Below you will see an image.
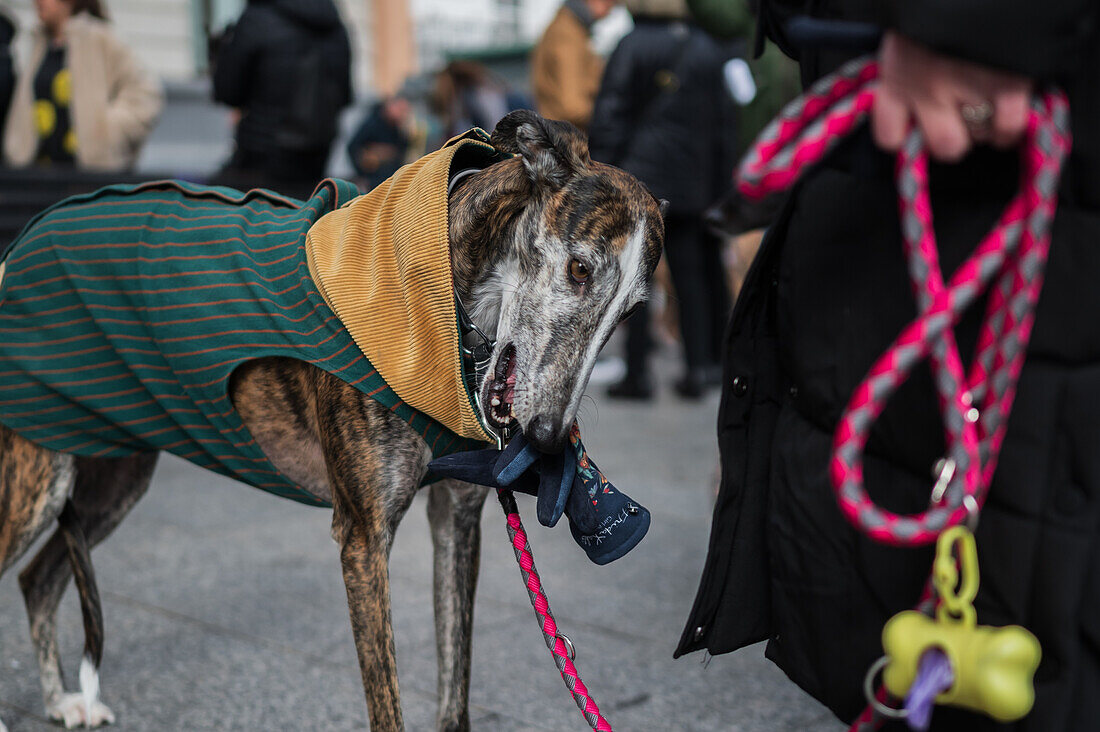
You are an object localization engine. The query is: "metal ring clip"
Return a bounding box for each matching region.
[862,656,907,719]
[556,632,577,661]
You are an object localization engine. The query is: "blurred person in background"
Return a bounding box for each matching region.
[688,0,800,296]
[2,0,162,171]
[431,60,526,142]
[530,0,616,132]
[213,0,351,199]
[588,0,737,400]
[346,92,416,190]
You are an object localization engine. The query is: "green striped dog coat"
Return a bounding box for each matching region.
[0,179,485,507]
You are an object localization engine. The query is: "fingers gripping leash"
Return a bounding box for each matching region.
[738,57,1070,729]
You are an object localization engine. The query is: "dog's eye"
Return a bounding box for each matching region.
[569,258,590,285]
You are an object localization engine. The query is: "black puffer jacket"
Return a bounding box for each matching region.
[213,0,351,176]
[587,17,739,215]
[0,9,14,136]
[678,1,1100,730]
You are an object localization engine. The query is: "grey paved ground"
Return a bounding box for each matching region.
[0,350,843,732]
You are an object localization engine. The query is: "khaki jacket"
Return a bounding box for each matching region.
[3,13,163,171]
[531,6,603,131]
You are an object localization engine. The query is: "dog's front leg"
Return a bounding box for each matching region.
[334,512,405,732]
[317,377,427,732]
[427,480,490,732]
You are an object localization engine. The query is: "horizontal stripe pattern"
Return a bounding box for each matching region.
[0,180,479,507]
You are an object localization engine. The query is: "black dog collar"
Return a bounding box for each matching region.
[450,167,518,449]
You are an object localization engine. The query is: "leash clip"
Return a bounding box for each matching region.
[929,457,956,505]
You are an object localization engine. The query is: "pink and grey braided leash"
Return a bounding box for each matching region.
[498,488,612,731]
[739,56,1070,729]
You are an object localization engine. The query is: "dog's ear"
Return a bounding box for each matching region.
[491,110,590,190]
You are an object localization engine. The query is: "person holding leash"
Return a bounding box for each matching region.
[678,0,1100,729]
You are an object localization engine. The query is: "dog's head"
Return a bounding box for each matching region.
[449,110,665,452]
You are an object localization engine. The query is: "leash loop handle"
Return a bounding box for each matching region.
[738,57,878,200]
[739,57,1071,547]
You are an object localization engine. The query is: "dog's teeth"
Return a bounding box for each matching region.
[491,397,501,406]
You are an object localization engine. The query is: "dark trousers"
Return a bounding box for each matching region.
[665,213,730,373]
[623,214,731,380]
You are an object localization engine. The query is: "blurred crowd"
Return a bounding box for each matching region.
[0,0,797,403]
[530,0,798,402]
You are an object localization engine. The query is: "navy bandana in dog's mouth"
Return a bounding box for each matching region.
[427,422,650,564]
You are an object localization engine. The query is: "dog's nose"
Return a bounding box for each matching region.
[525,413,566,453]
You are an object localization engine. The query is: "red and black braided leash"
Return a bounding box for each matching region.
[738,56,1071,729]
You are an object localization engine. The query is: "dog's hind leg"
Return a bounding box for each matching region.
[18,452,157,728]
[427,480,489,732]
[0,427,75,732]
[0,427,76,579]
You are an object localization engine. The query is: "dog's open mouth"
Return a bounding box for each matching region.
[486,344,517,429]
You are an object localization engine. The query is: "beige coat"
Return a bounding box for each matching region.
[3,13,163,171]
[531,6,603,131]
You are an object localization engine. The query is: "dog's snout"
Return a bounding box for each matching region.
[525,413,566,453]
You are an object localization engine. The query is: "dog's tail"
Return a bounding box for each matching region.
[57,499,105,720]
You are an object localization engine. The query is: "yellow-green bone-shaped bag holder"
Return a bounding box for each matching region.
[879,526,1041,722]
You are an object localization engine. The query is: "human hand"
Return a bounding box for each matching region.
[872,32,1033,161]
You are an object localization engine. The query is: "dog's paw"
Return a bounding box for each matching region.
[47,693,115,728]
[1,712,8,732]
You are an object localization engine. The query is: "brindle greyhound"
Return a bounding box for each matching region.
[0,110,664,731]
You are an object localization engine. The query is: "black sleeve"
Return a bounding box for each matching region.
[0,55,12,132]
[713,43,741,194]
[754,0,813,62]
[0,13,15,126]
[213,9,262,107]
[346,112,377,177]
[332,26,353,109]
[759,0,1098,80]
[587,38,639,166]
[878,0,1098,79]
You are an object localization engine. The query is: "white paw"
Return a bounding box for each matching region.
[47,693,115,728]
[1,713,8,732]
